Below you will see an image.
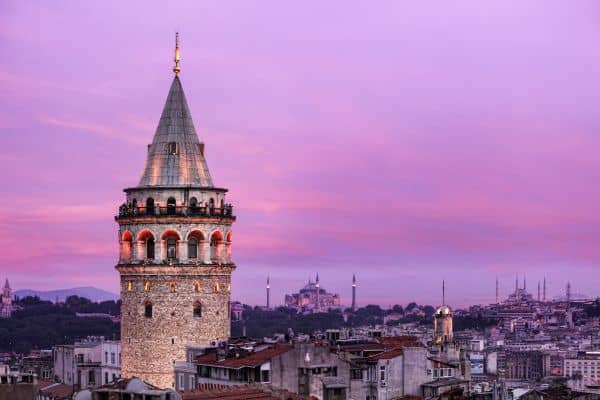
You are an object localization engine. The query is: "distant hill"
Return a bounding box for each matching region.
[14,287,119,302]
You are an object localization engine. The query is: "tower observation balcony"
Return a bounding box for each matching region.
[116,204,235,220]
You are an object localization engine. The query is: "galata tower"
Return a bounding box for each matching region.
[115,34,236,388]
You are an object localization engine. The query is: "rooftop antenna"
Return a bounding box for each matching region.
[442,280,446,306]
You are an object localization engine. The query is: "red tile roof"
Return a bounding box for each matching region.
[377,336,422,350]
[36,379,54,390]
[181,384,316,400]
[38,383,74,399]
[196,345,293,369]
[369,348,405,360]
[365,336,423,360]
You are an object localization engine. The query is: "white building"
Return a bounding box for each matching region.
[53,337,121,389]
[564,352,600,394]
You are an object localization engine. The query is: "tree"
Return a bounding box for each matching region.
[391,304,404,313]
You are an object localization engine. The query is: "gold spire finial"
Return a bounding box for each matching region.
[173,32,181,75]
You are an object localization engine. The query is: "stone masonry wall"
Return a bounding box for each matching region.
[119,265,232,389]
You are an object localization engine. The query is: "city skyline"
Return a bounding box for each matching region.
[1,2,600,307]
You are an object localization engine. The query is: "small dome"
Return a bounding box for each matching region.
[435,305,452,315]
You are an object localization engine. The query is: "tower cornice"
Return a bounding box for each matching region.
[116,264,236,275]
[115,215,236,224]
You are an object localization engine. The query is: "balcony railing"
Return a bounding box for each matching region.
[117,204,234,219]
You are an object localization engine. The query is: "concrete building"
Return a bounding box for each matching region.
[230,301,243,321]
[21,351,53,381]
[359,346,429,400]
[91,377,181,400]
[499,350,550,382]
[191,335,436,400]
[53,337,121,390]
[564,352,600,394]
[0,365,37,400]
[115,34,236,389]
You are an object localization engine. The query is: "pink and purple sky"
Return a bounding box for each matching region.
[1,1,599,307]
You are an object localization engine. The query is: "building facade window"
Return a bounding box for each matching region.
[190,197,198,213]
[146,198,155,214]
[146,238,155,259]
[167,197,176,215]
[167,238,177,259]
[144,281,151,291]
[145,302,153,318]
[193,303,202,318]
[188,238,198,258]
[261,370,270,382]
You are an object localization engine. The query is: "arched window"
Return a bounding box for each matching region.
[127,282,133,292]
[170,282,177,293]
[209,198,215,214]
[214,282,220,293]
[146,198,155,215]
[161,230,181,261]
[144,281,151,291]
[193,302,202,318]
[147,238,155,259]
[167,238,177,259]
[210,231,223,263]
[190,197,198,214]
[188,238,198,259]
[188,231,204,260]
[144,302,153,318]
[167,197,176,215]
[132,199,137,210]
[121,231,133,263]
[193,281,201,292]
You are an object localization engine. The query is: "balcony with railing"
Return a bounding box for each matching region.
[116,204,235,219]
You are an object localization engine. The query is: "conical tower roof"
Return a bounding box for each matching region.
[4,279,9,289]
[137,75,213,187]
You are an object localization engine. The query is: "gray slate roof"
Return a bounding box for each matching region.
[138,76,213,187]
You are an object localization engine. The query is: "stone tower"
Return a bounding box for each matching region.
[433,281,453,345]
[115,35,236,388]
